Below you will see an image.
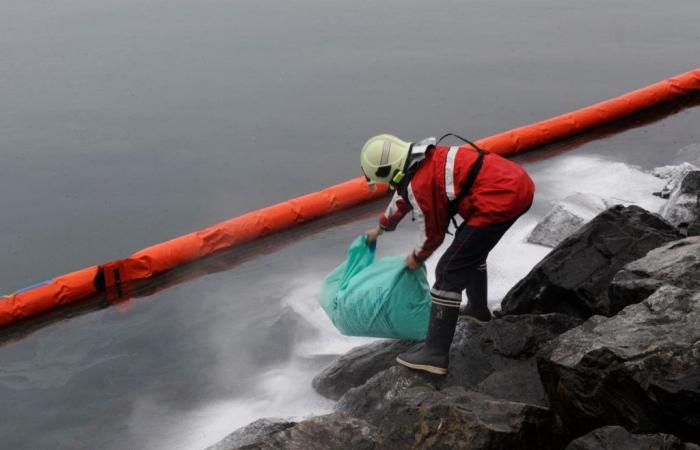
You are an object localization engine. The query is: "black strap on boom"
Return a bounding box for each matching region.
[438,133,489,231]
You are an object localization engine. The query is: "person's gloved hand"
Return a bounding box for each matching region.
[405,253,422,271]
[365,226,382,243]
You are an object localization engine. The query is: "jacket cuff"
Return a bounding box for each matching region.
[412,250,428,263]
[379,217,395,232]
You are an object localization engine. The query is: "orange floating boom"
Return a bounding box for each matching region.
[2,67,699,327]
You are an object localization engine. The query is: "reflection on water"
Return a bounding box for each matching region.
[1,0,699,448]
[2,0,699,292]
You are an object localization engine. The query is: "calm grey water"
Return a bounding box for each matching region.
[1,0,699,448]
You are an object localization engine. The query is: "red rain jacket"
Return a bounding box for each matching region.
[379,145,534,262]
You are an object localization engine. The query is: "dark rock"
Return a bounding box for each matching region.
[315,314,580,407]
[335,366,436,424]
[565,425,700,450]
[445,314,581,406]
[238,414,380,450]
[687,221,700,237]
[609,237,700,313]
[486,312,583,358]
[377,387,566,450]
[312,339,415,400]
[538,286,700,442]
[314,314,581,448]
[501,205,681,319]
[472,359,546,405]
[206,418,296,450]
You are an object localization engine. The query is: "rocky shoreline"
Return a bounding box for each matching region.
[209,165,700,450]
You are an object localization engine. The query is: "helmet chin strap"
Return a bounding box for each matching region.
[388,138,436,190]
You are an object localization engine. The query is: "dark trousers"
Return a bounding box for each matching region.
[430,218,517,305]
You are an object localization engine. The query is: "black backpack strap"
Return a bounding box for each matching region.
[446,149,487,229]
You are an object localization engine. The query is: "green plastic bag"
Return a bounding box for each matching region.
[319,235,431,340]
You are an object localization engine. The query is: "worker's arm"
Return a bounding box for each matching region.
[365,191,412,242]
[380,191,412,231]
[407,186,445,267]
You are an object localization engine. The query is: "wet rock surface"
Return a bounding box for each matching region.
[501,205,681,319]
[609,236,700,313]
[312,339,415,400]
[234,414,380,450]
[325,314,579,448]
[335,366,436,424]
[538,285,700,442]
[206,418,296,450]
[688,220,700,236]
[565,426,700,450]
[316,313,581,410]
[374,387,565,450]
[444,314,581,405]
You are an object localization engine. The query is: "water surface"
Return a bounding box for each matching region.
[1,0,699,448]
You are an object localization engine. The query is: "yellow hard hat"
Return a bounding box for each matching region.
[360,134,412,189]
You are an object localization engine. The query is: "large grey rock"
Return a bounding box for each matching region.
[688,221,700,237]
[565,426,700,450]
[236,414,380,450]
[501,205,682,319]
[660,170,700,230]
[609,237,700,313]
[538,286,700,442]
[316,314,580,407]
[335,366,436,423]
[312,339,415,400]
[376,387,565,450]
[206,418,296,450]
[528,193,611,248]
[445,314,582,406]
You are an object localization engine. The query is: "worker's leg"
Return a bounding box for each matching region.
[396,222,495,374]
[462,262,489,322]
[434,219,517,323]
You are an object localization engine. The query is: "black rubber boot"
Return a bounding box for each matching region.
[396,302,459,375]
[459,264,491,324]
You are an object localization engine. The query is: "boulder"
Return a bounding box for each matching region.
[316,314,580,407]
[206,418,296,450]
[688,221,700,237]
[537,286,700,442]
[333,367,567,449]
[335,366,436,424]
[501,205,682,319]
[445,314,581,406]
[312,339,415,400]
[660,170,700,230]
[376,387,565,450]
[528,193,611,248]
[565,426,700,450]
[609,237,700,313]
[235,414,380,450]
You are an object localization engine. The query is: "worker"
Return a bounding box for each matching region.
[361,134,534,375]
